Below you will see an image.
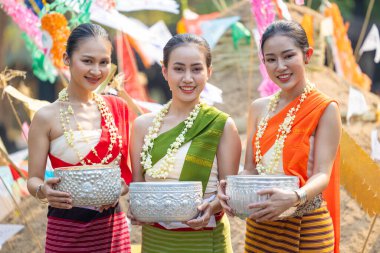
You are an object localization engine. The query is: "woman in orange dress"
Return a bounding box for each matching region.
[218,20,341,253]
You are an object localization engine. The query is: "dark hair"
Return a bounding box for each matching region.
[261,20,309,56]
[66,23,111,58]
[163,34,211,68]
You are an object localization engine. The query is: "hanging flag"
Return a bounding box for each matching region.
[200,16,240,49]
[274,0,292,20]
[371,128,380,161]
[117,0,179,14]
[301,14,314,47]
[177,9,220,35]
[346,86,369,123]
[201,83,223,105]
[231,22,251,49]
[250,0,278,97]
[116,33,148,102]
[359,24,380,63]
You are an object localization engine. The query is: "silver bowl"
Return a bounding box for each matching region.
[226,175,299,219]
[54,165,121,207]
[129,181,203,222]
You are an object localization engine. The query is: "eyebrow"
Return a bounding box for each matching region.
[81,55,110,59]
[264,49,295,56]
[173,62,203,66]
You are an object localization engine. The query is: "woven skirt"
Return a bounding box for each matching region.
[141,215,233,253]
[245,205,334,253]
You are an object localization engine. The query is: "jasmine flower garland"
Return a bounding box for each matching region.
[141,100,202,178]
[255,82,315,175]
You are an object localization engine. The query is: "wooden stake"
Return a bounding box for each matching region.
[0,177,43,251]
[361,214,378,253]
[354,0,375,61]
[6,93,28,141]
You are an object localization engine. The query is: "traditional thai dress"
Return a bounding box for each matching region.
[141,104,233,253]
[46,95,132,253]
[246,90,340,253]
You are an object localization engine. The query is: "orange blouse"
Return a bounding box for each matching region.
[252,90,340,252]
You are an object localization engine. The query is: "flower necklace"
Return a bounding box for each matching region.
[58,88,123,166]
[140,100,202,178]
[255,82,315,175]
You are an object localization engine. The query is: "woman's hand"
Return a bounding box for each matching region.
[120,179,129,196]
[248,188,298,222]
[217,180,234,217]
[43,177,72,209]
[185,201,212,230]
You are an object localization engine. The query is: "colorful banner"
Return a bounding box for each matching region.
[340,130,380,215]
[359,24,380,63]
[250,0,279,97]
[200,16,240,49]
[117,0,179,14]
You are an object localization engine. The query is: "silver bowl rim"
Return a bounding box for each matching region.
[55,165,119,171]
[226,175,299,181]
[130,181,202,187]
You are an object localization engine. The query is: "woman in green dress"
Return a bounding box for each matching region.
[129,34,241,253]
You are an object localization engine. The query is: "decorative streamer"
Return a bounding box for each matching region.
[22,33,57,83]
[95,0,116,11]
[324,3,371,90]
[340,130,380,216]
[250,0,279,97]
[41,13,70,69]
[24,0,43,15]
[116,33,149,102]
[0,0,43,49]
[300,14,314,47]
[230,22,251,49]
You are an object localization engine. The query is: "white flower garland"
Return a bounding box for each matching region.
[141,100,202,178]
[255,82,315,175]
[58,88,122,165]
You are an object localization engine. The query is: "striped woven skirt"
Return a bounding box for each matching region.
[141,215,232,253]
[45,205,131,253]
[245,205,334,253]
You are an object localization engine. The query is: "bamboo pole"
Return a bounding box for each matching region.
[0,177,43,251]
[354,0,375,60]
[361,214,378,253]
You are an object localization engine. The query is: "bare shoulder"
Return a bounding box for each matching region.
[31,102,59,125]
[223,117,238,133]
[132,112,155,130]
[320,102,340,121]
[249,96,271,116]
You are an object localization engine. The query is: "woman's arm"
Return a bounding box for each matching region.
[211,118,241,212]
[243,99,265,174]
[27,107,72,209]
[299,102,341,200]
[129,114,152,182]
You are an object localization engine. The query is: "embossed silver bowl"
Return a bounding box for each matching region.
[129,181,203,222]
[226,175,299,219]
[54,165,121,207]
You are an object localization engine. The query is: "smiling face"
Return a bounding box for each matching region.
[64,36,112,92]
[162,43,211,104]
[262,34,312,93]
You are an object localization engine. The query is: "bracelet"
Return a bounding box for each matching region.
[35,184,48,204]
[294,188,307,206]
